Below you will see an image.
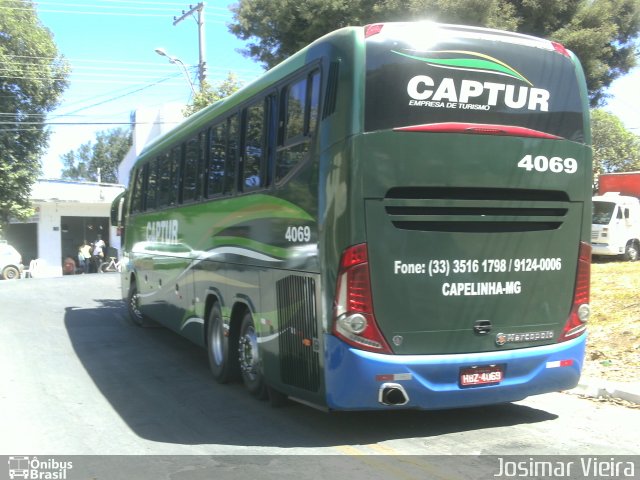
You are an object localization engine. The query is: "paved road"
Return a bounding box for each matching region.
[1,275,638,465]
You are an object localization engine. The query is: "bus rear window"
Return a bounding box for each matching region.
[365,27,585,142]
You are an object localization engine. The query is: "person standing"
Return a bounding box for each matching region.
[92,235,106,272]
[79,240,91,274]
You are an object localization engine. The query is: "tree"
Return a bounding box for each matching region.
[591,109,640,178]
[0,0,69,232]
[61,128,132,184]
[229,0,640,105]
[183,72,244,117]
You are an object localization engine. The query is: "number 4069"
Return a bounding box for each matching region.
[517,155,577,174]
[285,226,311,243]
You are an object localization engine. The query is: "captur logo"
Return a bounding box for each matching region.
[398,49,551,112]
[392,49,533,85]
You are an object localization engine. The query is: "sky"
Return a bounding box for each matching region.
[23,1,640,178]
[32,0,264,178]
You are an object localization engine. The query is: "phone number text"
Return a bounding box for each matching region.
[393,258,562,276]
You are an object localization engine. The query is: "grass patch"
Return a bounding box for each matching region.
[584,259,640,381]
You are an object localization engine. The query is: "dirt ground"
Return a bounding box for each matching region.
[582,259,640,383]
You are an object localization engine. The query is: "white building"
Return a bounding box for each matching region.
[3,104,184,277]
[118,102,185,186]
[6,179,125,277]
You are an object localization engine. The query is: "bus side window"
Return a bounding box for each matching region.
[183,134,202,203]
[170,146,182,206]
[131,166,145,214]
[276,69,320,184]
[226,114,239,194]
[242,101,265,191]
[146,159,158,211]
[208,122,227,197]
[157,151,177,208]
[308,70,320,135]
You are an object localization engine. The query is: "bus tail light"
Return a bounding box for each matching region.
[333,244,392,353]
[394,122,562,140]
[551,41,571,58]
[558,242,591,342]
[365,23,384,38]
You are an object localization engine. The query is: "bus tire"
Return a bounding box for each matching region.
[207,302,239,384]
[128,283,146,326]
[238,310,267,399]
[623,240,639,261]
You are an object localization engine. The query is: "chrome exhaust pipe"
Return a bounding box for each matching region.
[378,383,409,406]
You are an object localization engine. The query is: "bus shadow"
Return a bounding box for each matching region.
[65,302,557,449]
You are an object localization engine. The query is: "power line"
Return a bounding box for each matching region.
[55,72,187,116]
[2,57,263,75]
[0,120,183,133]
[2,53,262,72]
[1,5,230,20]
[96,0,230,11]
[0,121,179,125]
[34,1,188,12]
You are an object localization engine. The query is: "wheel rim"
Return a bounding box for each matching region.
[239,324,259,382]
[210,317,224,365]
[129,290,143,321]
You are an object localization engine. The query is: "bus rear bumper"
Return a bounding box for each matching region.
[324,334,585,411]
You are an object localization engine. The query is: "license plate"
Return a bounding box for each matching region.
[460,365,504,387]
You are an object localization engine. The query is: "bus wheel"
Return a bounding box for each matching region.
[624,240,639,261]
[238,311,267,399]
[207,302,238,383]
[128,283,145,326]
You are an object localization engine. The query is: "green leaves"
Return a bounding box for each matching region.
[592,109,640,177]
[183,72,244,117]
[0,0,69,227]
[229,0,639,105]
[60,128,132,184]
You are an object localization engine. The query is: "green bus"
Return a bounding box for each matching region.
[115,21,592,411]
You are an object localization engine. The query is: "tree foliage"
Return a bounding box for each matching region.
[183,72,244,117]
[229,0,640,105]
[591,109,640,178]
[61,128,132,184]
[0,0,69,230]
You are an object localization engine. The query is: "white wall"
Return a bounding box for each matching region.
[118,103,185,186]
[27,180,125,277]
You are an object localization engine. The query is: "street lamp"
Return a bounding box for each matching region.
[154,47,197,96]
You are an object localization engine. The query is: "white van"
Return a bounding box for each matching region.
[591,192,640,261]
[0,241,24,280]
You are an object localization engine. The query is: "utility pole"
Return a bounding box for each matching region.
[173,2,207,90]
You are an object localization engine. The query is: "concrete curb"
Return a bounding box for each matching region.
[568,377,640,404]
